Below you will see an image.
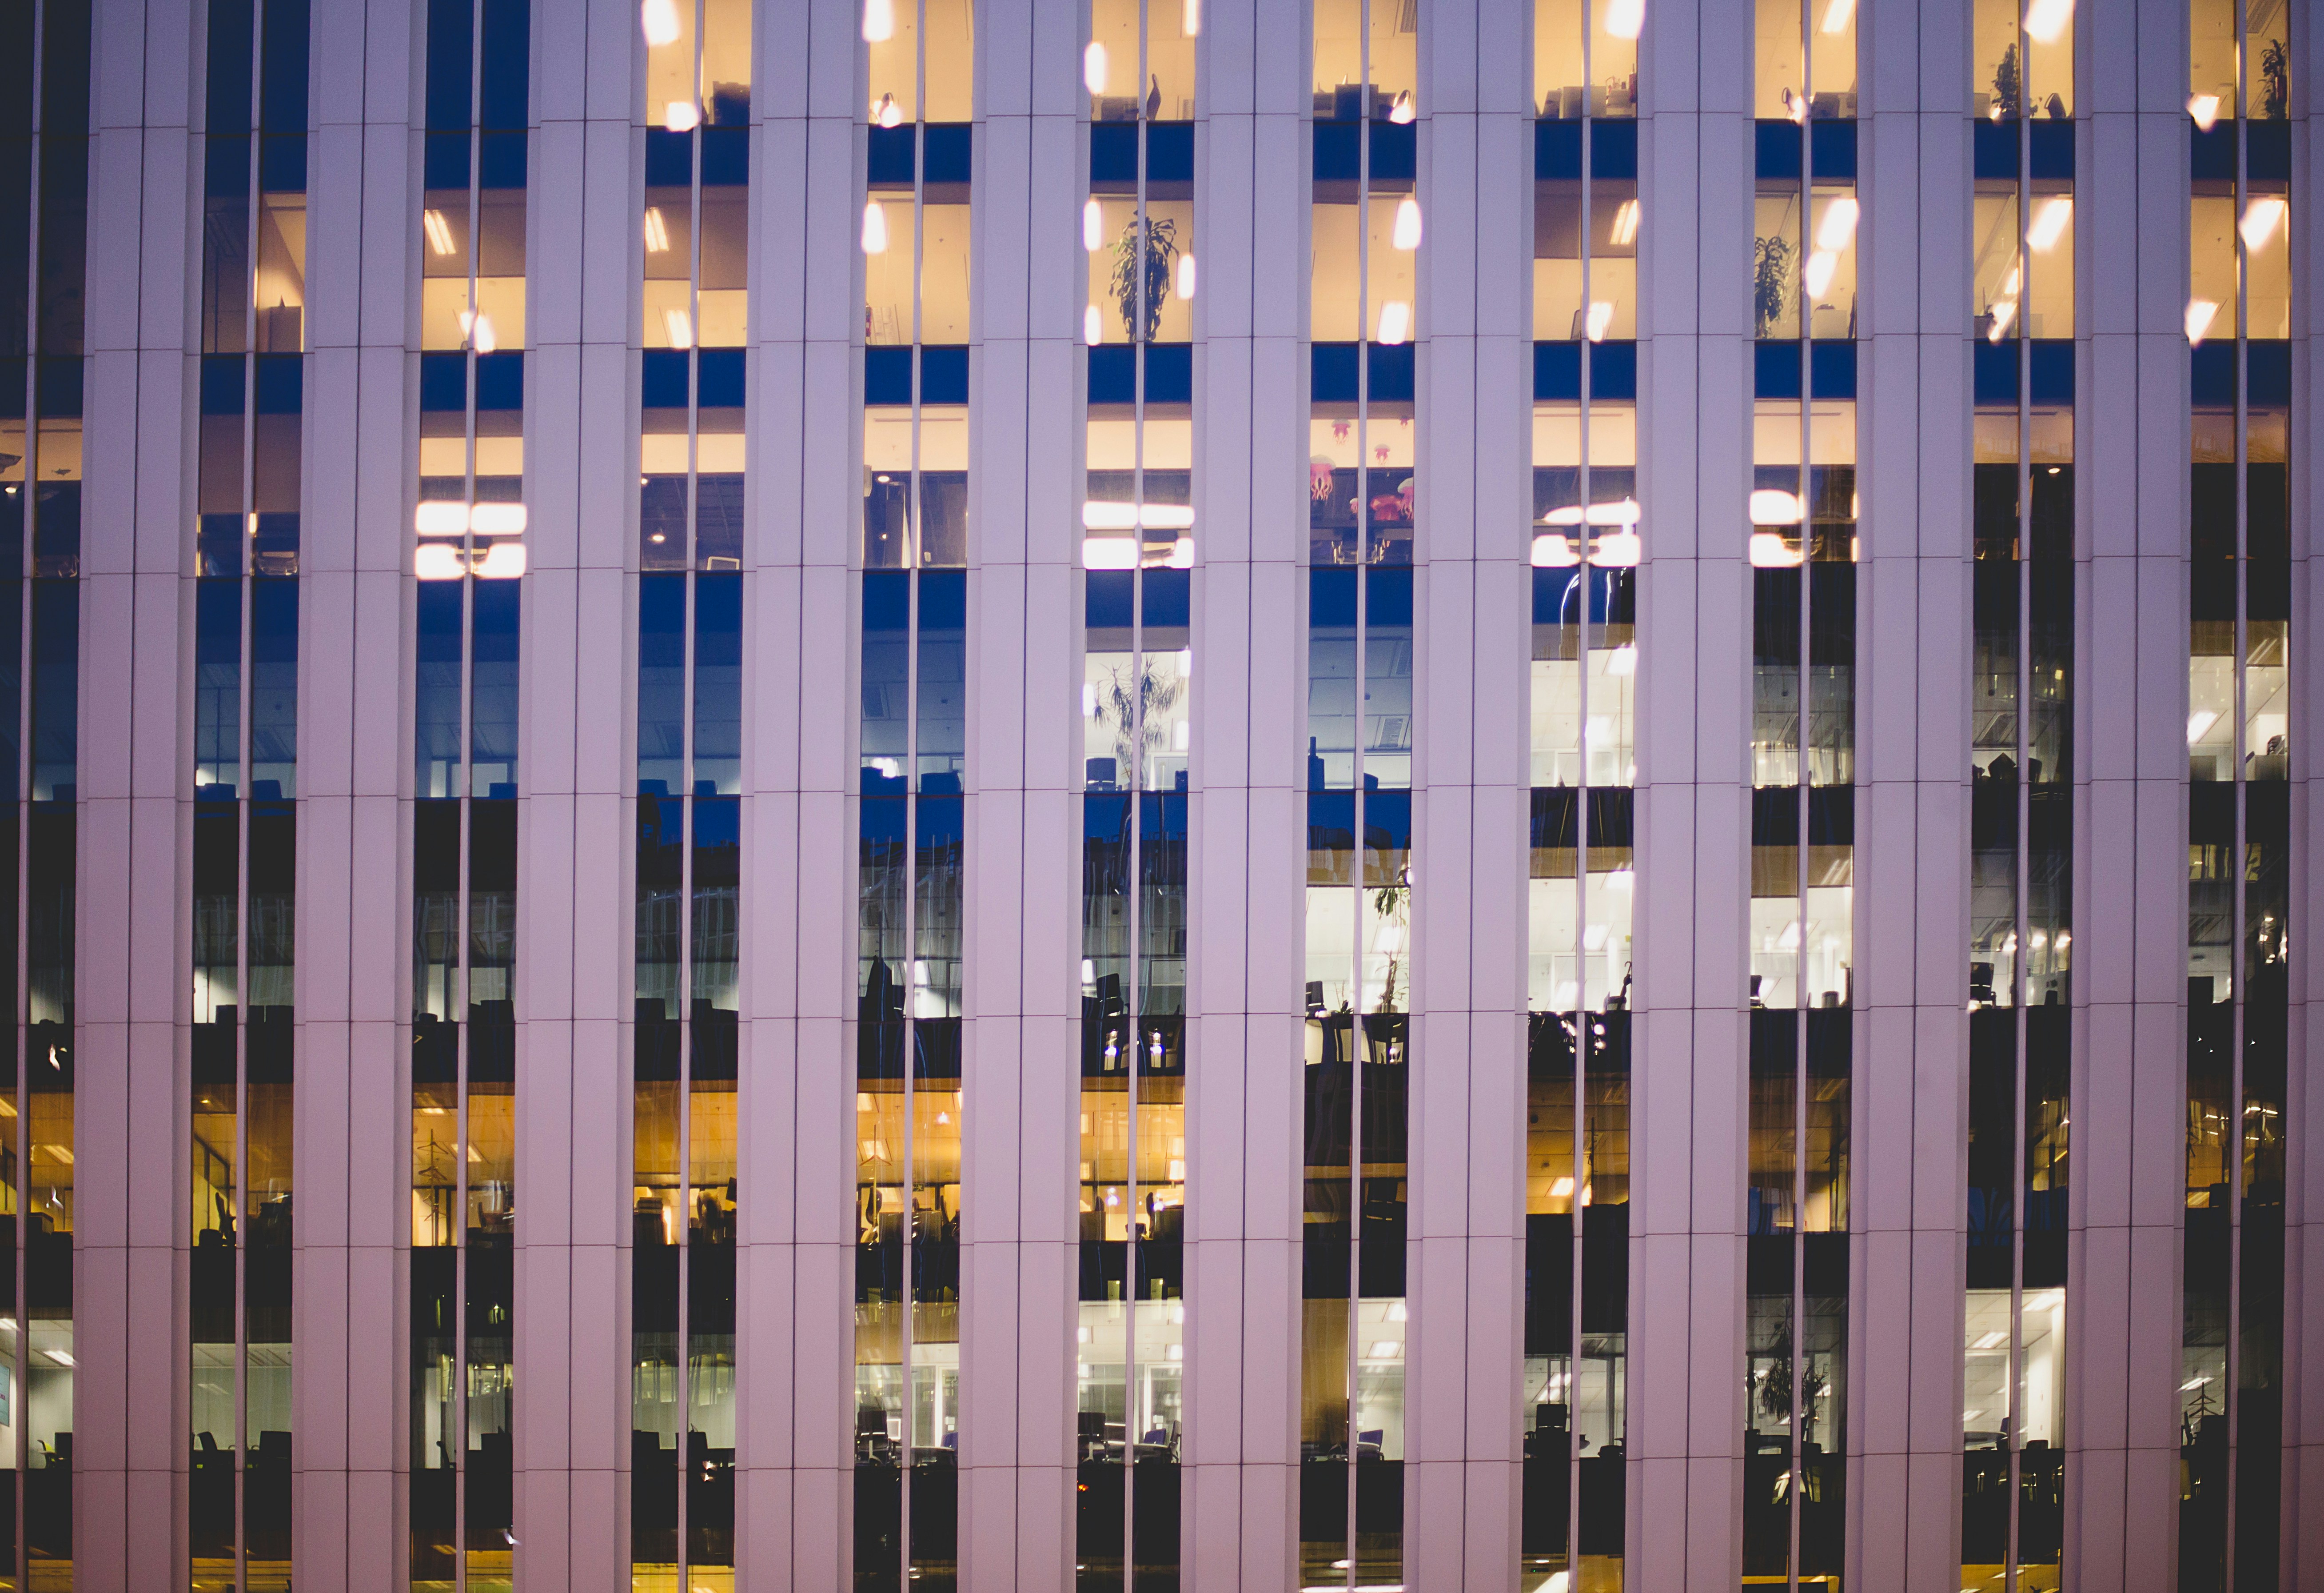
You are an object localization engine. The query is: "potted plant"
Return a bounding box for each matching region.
[1109,216,1179,342]
[1754,234,1793,339]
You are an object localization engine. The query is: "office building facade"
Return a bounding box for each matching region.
[2,0,2317,1586]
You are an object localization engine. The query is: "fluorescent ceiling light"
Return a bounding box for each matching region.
[415,500,470,535]
[415,543,466,580]
[1531,533,1580,567]
[2023,0,2072,45]
[1585,300,1614,341]
[1376,300,1411,345]
[2027,195,2072,252]
[423,209,457,256]
[1176,253,1197,299]
[1082,536,1138,570]
[663,100,699,132]
[1749,489,1803,524]
[469,502,527,536]
[1803,249,1838,299]
[1814,195,1858,251]
[2187,94,2220,131]
[1084,305,1103,346]
[641,0,680,47]
[1608,198,1640,246]
[1604,0,1644,40]
[861,0,893,42]
[1392,196,1423,250]
[1084,41,1108,96]
[1818,0,1853,32]
[2187,709,2219,744]
[1749,531,1803,568]
[2184,298,2218,345]
[861,201,888,255]
[643,207,670,253]
[1083,197,1104,253]
[476,542,527,579]
[2239,196,2286,252]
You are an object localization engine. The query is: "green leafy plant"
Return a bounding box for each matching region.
[2259,38,2288,120]
[1089,657,1187,785]
[1992,43,2021,119]
[1754,235,1793,339]
[1109,216,1179,342]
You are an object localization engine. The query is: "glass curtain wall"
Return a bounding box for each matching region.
[632,3,749,1589]
[1076,566,1190,1592]
[1749,4,1856,1586]
[1960,9,2075,1584]
[191,0,306,1587]
[1524,8,1641,1586]
[410,1,527,1588]
[1075,4,1195,1588]
[857,5,972,1586]
[2181,3,2291,1584]
[1303,8,1417,1585]
[0,1,87,1585]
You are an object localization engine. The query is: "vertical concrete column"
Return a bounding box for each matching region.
[1403,0,1530,1587]
[1848,1,1973,1588]
[512,0,634,1583]
[77,0,198,1585]
[956,2,1080,1585]
[295,0,415,1585]
[733,0,857,1585]
[1181,2,1306,1586]
[2067,0,2190,1585]
[1627,0,1753,1586]
[2287,9,2322,1577]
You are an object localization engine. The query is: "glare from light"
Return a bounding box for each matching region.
[2023,0,2072,45]
[1818,0,1853,32]
[1813,195,1858,252]
[415,500,470,536]
[1176,253,1197,299]
[2187,93,2220,131]
[861,200,889,254]
[1083,500,1139,531]
[469,502,527,536]
[2239,196,2286,252]
[1392,195,1423,250]
[1749,488,1803,524]
[476,542,528,579]
[2181,1376,2210,1392]
[1584,300,1614,341]
[2184,298,2218,345]
[861,0,893,42]
[470,313,497,353]
[1973,1330,2007,1350]
[1083,304,1104,346]
[1083,197,1105,252]
[415,543,466,580]
[423,208,458,256]
[1604,0,1644,39]
[1366,1340,1403,1359]
[1750,531,1803,567]
[2187,709,2220,744]
[1606,644,1638,676]
[1082,535,1138,570]
[663,100,700,132]
[1182,0,1200,36]
[663,307,694,349]
[1802,249,1838,299]
[1084,41,1108,96]
[1387,89,1415,124]
[1139,504,1196,530]
[1376,300,1411,345]
[641,0,680,47]
[643,207,671,253]
[1170,536,1196,568]
[1531,533,1581,568]
[875,93,903,128]
[2027,195,2073,251]
[48,1351,75,1369]
[1589,530,1642,566]
[1608,198,1640,245]
[1585,499,1642,526]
